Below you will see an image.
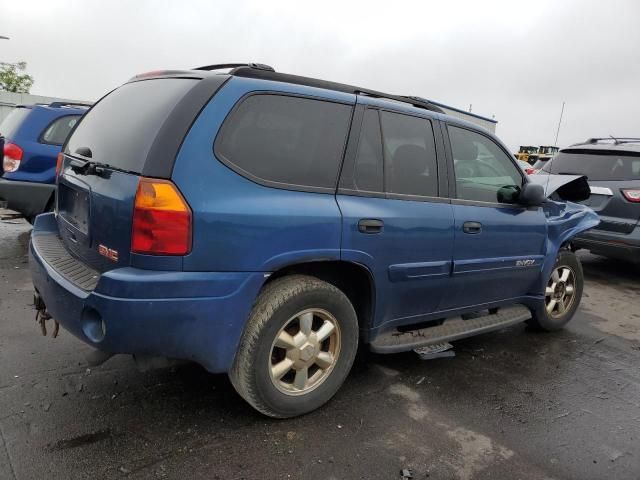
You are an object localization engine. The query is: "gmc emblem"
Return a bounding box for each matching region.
[98,244,119,262]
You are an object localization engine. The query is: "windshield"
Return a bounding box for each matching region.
[0,107,30,139]
[543,150,640,180]
[65,78,197,173]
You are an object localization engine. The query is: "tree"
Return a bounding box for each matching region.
[0,62,34,93]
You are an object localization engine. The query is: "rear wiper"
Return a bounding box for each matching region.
[69,157,137,176]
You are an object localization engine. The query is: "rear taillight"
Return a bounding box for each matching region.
[525,168,536,175]
[621,189,640,203]
[55,152,64,177]
[3,143,23,172]
[131,177,192,255]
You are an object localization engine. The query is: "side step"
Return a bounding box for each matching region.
[370,305,531,354]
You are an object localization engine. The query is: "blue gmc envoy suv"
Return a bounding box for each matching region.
[29,63,598,417]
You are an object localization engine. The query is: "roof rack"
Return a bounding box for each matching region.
[583,137,640,145]
[48,101,92,108]
[194,63,275,72]
[228,65,445,114]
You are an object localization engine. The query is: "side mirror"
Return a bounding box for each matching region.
[519,182,545,207]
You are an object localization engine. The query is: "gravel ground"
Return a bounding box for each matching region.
[1,217,639,480]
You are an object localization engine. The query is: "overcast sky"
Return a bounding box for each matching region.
[1,0,639,151]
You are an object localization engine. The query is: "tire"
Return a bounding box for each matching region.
[528,250,583,331]
[229,274,359,418]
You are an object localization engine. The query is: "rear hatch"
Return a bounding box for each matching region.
[543,149,640,234]
[57,77,201,272]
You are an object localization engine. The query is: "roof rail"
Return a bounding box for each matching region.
[230,66,445,114]
[194,63,275,72]
[48,101,92,108]
[584,137,640,145]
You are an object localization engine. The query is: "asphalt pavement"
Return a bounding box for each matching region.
[1,217,639,479]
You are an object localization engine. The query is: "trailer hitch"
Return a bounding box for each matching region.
[34,293,59,338]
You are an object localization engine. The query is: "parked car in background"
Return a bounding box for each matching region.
[517,159,536,175]
[29,63,598,418]
[540,138,640,262]
[531,157,552,172]
[0,102,90,222]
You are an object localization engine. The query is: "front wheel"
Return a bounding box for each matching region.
[528,250,583,331]
[229,275,359,418]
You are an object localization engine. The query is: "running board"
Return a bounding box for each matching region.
[370,305,531,354]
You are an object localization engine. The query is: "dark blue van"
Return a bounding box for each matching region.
[0,102,89,221]
[29,64,598,417]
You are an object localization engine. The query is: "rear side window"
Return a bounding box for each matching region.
[40,115,80,145]
[380,111,438,197]
[0,107,30,138]
[66,78,197,173]
[544,151,640,180]
[215,94,352,190]
[351,109,384,192]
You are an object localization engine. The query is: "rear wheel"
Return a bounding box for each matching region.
[229,275,358,418]
[528,250,583,331]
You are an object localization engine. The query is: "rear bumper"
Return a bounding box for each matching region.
[0,178,54,218]
[573,226,640,262]
[29,213,266,373]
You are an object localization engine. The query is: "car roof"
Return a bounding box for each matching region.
[128,63,447,115]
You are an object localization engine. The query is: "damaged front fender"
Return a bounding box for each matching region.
[540,198,600,291]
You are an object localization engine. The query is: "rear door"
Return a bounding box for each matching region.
[57,78,202,272]
[441,124,547,309]
[337,104,454,329]
[545,149,640,235]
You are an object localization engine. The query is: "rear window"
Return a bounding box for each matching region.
[215,94,352,190]
[0,107,30,139]
[544,150,640,180]
[40,115,80,145]
[66,78,196,173]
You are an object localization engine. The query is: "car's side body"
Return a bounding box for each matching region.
[28,67,598,377]
[0,103,88,219]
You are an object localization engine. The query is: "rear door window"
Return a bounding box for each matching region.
[66,78,197,173]
[40,115,80,145]
[215,94,352,190]
[380,111,438,197]
[351,109,384,192]
[544,151,640,180]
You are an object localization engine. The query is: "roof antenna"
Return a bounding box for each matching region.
[554,101,565,147]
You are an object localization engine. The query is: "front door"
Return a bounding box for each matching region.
[337,105,454,330]
[441,124,547,310]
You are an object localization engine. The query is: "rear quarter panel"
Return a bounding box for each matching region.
[172,77,355,272]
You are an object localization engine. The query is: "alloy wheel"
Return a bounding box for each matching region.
[269,308,341,396]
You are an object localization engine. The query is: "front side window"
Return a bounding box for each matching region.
[380,111,438,197]
[215,94,353,190]
[40,115,80,145]
[449,126,523,203]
